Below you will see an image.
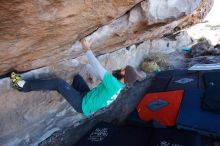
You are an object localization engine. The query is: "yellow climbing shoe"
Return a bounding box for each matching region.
[10,72,22,90]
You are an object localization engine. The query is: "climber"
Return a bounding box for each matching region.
[10,39,140,116]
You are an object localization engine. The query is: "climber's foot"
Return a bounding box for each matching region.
[10,72,24,90]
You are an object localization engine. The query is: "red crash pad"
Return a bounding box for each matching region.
[137,90,184,126]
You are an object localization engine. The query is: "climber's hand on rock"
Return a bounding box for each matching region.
[80,39,92,52]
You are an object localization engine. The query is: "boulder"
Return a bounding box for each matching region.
[0,0,212,75]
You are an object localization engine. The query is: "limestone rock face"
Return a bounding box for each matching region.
[0,0,141,75]
[147,0,201,24]
[0,0,212,76]
[0,0,213,146]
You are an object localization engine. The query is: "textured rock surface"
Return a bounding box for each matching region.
[0,0,213,146]
[0,0,212,76]
[0,0,142,75]
[147,0,200,24]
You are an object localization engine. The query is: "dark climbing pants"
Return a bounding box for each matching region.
[22,75,90,113]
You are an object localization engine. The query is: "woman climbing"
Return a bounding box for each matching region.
[10,39,140,116]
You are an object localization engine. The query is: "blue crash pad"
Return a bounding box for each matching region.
[177,89,220,137]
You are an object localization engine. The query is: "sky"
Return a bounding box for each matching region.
[186,0,220,45]
[204,0,220,25]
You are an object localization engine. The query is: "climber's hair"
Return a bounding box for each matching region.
[112,69,124,80]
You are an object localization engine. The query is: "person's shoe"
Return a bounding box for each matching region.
[10,72,23,90]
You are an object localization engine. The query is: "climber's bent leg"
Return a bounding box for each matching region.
[72,74,90,96]
[22,79,83,113]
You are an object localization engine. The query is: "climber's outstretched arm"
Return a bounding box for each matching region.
[86,50,107,80]
[81,39,107,80]
[86,64,100,80]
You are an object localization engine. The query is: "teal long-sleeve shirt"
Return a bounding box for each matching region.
[82,72,125,116]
